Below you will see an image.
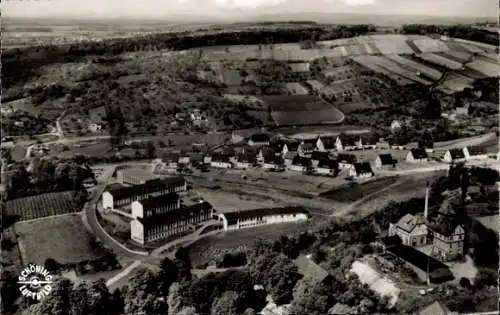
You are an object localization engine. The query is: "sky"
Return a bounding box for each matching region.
[2,0,498,19]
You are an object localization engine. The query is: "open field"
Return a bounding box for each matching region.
[352,56,414,86]
[285,82,309,95]
[262,95,344,126]
[416,53,463,70]
[274,124,371,137]
[15,214,108,265]
[320,176,400,202]
[1,97,39,114]
[411,38,450,53]
[186,220,315,267]
[384,54,443,81]
[466,59,499,77]
[5,191,77,221]
[438,73,475,93]
[196,187,284,212]
[438,51,471,63]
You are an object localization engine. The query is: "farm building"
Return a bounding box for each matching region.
[374,154,396,169]
[210,154,233,168]
[335,134,359,151]
[248,133,270,146]
[349,162,374,179]
[336,153,357,169]
[406,148,429,163]
[442,149,466,164]
[386,245,454,283]
[315,159,339,176]
[116,168,159,186]
[102,177,187,210]
[131,196,213,245]
[427,200,465,262]
[289,155,311,172]
[463,146,488,160]
[216,207,309,231]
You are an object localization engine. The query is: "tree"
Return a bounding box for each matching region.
[262,254,302,305]
[158,257,178,295]
[210,291,239,315]
[44,258,61,274]
[123,269,166,315]
[146,141,156,159]
[167,282,185,315]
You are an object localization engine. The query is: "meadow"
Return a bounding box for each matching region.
[15,214,109,265]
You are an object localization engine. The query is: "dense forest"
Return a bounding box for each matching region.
[400,24,499,46]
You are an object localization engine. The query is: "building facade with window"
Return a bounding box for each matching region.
[216,207,309,231]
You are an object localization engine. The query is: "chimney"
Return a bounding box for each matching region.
[424,181,429,219]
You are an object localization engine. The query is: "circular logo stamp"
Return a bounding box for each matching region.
[17,264,54,301]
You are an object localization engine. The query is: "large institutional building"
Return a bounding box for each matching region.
[102,177,187,210]
[216,207,309,231]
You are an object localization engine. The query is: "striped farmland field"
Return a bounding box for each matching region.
[466,59,500,77]
[416,53,463,70]
[352,56,414,86]
[438,51,472,63]
[411,38,450,53]
[385,54,443,81]
[438,73,474,94]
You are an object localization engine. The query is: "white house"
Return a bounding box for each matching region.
[336,153,357,169]
[463,146,488,161]
[406,148,429,163]
[374,154,396,169]
[233,152,256,169]
[442,149,466,164]
[210,154,232,168]
[335,135,359,151]
[315,159,338,176]
[349,162,374,179]
[216,207,309,231]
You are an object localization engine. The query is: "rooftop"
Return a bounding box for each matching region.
[410,148,429,159]
[249,133,270,143]
[137,202,212,230]
[353,162,373,175]
[292,155,310,167]
[467,146,487,156]
[336,153,357,164]
[394,213,426,233]
[138,193,180,210]
[294,255,329,284]
[222,207,309,225]
[448,148,465,159]
[105,177,186,201]
[378,154,395,165]
[387,245,452,275]
[311,151,330,161]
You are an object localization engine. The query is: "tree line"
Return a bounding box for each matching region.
[400,24,499,46]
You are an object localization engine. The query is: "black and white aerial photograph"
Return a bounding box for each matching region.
[1,0,499,314]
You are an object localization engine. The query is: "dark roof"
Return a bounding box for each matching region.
[418,301,451,315]
[223,207,308,225]
[285,141,300,152]
[211,153,231,162]
[448,148,465,159]
[236,152,257,163]
[467,146,486,156]
[428,200,462,236]
[105,177,186,201]
[378,154,395,165]
[311,151,330,161]
[263,153,284,164]
[353,162,373,175]
[301,143,315,151]
[317,159,338,170]
[320,136,336,149]
[302,137,318,145]
[336,153,357,164]
[249,133,270,143]
[410,148,428,159]
[163,153,180,162]
[292,155,310,167]
[395,213,426,233]
[139,193,179,210]
[337,134,357,146]
[387,245,452,275]
[359,135,377,145]
[137,202,212,230]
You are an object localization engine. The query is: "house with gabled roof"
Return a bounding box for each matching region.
[262,153,284,171]
[442,148,466,164]
[349,162,374,179]
[389,213,428,247]
[406,148,429,163]
[336,153,357,169]
[270,139,300,156]
[310,151,331,167]
[257,147,280,164]
[335,134,359,151]
[233,152,257,169]
[463,146,488,161]
[317,136,336,152]
[374,154,396,169]
[427,200,465,262]
[289,155,311,172]
[298,142,316,156]
[358,135,377,150]
[294,254,331,285]
[315,159,338,176]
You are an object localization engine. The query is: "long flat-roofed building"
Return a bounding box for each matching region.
[102,177,187,210]
[116,168,159,185]
[217,207,309,231]
[131,200,213,244]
